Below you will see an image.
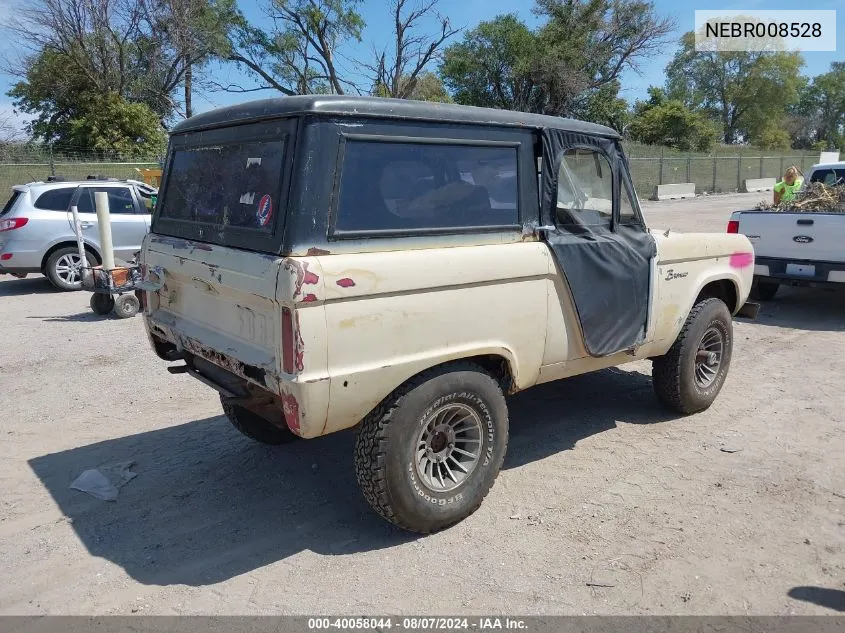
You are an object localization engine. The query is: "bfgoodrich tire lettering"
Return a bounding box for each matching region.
[354,363,509,534]
[652,297,733,415]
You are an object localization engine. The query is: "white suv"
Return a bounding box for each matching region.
[0,178,156,290]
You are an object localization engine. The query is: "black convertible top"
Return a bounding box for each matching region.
[171,95,620,138]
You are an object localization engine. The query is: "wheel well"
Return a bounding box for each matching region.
[696,279,738,312]
[461,354,517,395]
[41,242,101,272]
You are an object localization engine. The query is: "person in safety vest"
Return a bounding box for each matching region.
[774,166,803,205]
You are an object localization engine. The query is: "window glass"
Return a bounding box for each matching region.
[810,168,845,186]
[335,140,519,232]
[556,148,613,227]
[159,140,285,232]
[77,187,137,214]
[2,190,21,215]
[34,187,74,211]
[619,182,639,225]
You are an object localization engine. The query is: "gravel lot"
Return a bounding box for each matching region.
[1,192,843,616]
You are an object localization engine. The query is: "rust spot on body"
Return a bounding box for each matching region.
[281,392,301,434]
[302,293,318,303]
[284,259,320,298]
[306,247,331,256]
[336,278,356,288]
[729,252,754,269]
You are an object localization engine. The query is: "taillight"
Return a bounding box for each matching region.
[0,218,28,232]
[727,220,739,234]
[0,253,11,261]
[282,307,295,374]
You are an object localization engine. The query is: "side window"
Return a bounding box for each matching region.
[77,187,137,214]
[334,140,519,233]
[34,187,75,211]
[556,148,613,227]
[619,182,640,225]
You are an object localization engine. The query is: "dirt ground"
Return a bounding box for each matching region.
[0,192,843,616]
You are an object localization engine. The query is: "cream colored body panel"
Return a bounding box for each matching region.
[143,229,754,440]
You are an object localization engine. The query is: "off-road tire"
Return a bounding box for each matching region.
[751,280,779,301]
[89,293,115,315]
[220,395,299,445]
[354,362,509,534]
[652,298,733,415]
[113,293,140,319]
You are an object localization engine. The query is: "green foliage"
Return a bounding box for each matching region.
[794,62,845,150]
[66,93,167,156]
[666,32,804,145]
[575,81,629,132]
[440,15,537,111]
[753,120,792,151]
[629,86,719,151]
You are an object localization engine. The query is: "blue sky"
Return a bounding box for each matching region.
[0,0,842,132]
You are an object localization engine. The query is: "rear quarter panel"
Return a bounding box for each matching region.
[299,242,552,436]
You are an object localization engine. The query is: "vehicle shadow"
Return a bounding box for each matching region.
[28,312,112,323]
[746,286,845,333]
[28,367,672,587]
[788,586,845,612]
[0,276,56,296]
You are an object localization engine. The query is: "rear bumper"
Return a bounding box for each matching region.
[142,314,330,439]
[754,256,845,286]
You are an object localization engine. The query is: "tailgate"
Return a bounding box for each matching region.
[738,211,844,262]
[145,236,284,391]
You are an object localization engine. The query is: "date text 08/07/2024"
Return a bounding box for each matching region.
[307,618,529,631]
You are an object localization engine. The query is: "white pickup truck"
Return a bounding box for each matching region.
[729,161,845,300]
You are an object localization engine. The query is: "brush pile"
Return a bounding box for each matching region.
[755,181,845,213]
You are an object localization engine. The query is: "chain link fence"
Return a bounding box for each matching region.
[625,143,820,199]
[0,142,826,204]
[0,144,162,200]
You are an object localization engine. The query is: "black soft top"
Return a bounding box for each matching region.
[171,95,620,139]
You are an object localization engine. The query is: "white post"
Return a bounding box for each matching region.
[70,205,88,268]
[94,191,115,271]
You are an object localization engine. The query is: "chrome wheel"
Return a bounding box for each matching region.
[694,326,725,389]
[54,253,83,286]
[415,403,484,493]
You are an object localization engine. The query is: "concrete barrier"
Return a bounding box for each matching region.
[743,177,776,193]
[651,183,696,201]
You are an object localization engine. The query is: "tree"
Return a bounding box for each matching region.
[221,0,365,95]
[66,92,167,156]
[440,1,674,118]
[365,0,458,99]
[530,0,675,116]
[142,0,240,117]
[628,86,719,151]
[8,47,166,153]
[575,81,629,133]
[440,15,539,111]
[666,31,804,144]
[794,62,845,150]
[376,71,451,102]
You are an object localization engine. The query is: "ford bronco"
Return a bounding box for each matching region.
[137,96,757,533]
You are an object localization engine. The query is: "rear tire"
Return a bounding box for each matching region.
[220,395,299,445]
[652,298,733,415]
[751,280,779,301]
[354,362,509,534]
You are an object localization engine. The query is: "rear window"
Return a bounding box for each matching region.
[810,168,845,186]
[159,140,285,233]
[34,187,75,211]
[334,140,519,234]
[2,190,21,215]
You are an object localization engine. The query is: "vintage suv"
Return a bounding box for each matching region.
[137,96,757,533]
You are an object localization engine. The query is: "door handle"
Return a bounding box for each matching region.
[80,222,94,229]
[796,219,814,226]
